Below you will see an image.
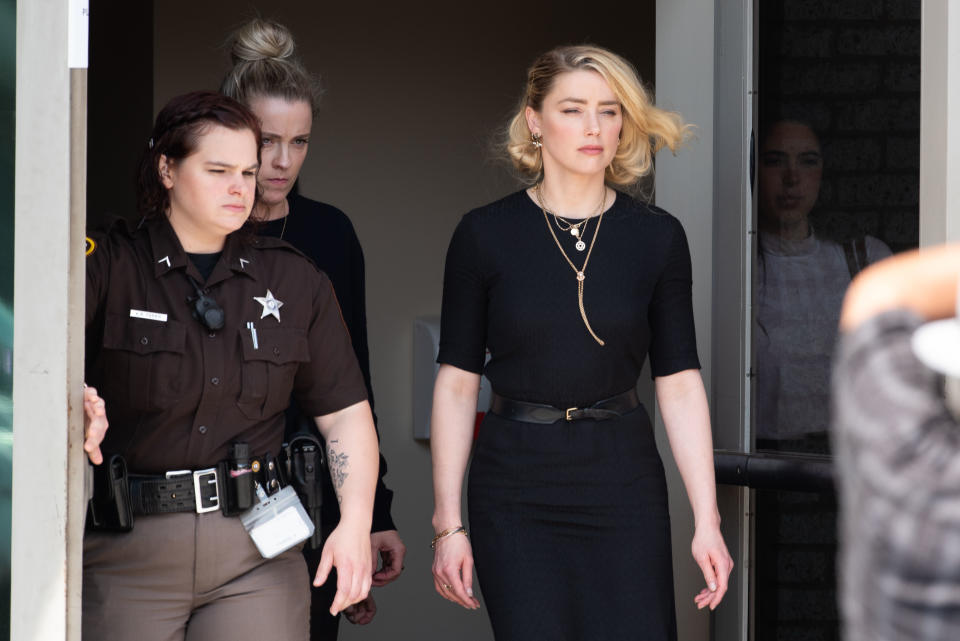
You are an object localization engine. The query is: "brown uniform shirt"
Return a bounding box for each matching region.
[85,217,368,474]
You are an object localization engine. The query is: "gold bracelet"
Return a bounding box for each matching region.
[431,525,468,550]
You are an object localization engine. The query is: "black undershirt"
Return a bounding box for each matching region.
[186,251,222,282]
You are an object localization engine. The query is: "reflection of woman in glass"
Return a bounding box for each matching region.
[756,120,891,448]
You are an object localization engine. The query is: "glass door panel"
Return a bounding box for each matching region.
[750,2,920,639]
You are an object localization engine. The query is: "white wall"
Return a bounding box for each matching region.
[920,0,960,245]
[655,1,717,640]
[12,1,87,639]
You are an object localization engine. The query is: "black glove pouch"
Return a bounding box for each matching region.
[86,454,134,532]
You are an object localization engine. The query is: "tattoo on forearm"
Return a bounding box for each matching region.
[327,439,349,504]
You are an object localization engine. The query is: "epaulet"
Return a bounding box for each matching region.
[86,216,137,257]
[250,235,322,272]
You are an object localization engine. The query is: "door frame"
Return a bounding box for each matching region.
[696,0,959,639]
[11,1,88,639]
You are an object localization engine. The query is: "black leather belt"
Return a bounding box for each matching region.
[490,388,640,424]
[129,468,225,515]
[128,456,278,516]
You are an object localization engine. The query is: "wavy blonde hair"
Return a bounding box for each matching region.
[506,45,692,187]
[220,18,322,115]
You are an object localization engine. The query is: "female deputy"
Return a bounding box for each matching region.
[81,91,378,641]
[430,46,733,639]
[220,18,406,635]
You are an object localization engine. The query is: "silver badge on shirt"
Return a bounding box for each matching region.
[253,290,284,322]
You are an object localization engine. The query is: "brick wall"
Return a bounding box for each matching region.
[759,0,920,252]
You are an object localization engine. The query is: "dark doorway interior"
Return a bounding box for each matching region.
[86,0,154,229]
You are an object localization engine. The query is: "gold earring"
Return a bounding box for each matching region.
[531,132,543,149]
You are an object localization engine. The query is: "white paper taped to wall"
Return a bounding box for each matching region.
[68,0,89,69]
[413,316,491,439]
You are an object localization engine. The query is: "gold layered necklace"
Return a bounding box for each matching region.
[535,183,607,346]
[551,213,590,251]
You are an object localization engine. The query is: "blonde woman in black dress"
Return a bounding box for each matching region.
[430,45,732,640]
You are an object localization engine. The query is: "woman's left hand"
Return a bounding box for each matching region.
[314,522,373,615]
[370,529,406,586]
[691,522,733,611]
[83,385,109,465]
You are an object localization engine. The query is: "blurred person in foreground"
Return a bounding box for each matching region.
[834,244,960,641]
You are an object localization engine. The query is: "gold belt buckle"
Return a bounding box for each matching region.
[565,407,578,421]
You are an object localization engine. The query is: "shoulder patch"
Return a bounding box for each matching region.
[85,236,96,256]
[254,235,309,257]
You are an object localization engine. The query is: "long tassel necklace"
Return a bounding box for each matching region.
[535,183,607,346]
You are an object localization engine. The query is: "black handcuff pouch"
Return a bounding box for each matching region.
[278,432,325,550]
[86,454,134,532]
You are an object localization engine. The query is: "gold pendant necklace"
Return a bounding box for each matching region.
[279,199,291,240]
[542,193,592,252]
[555,214,590,251]
[535,183,607,346]
[263,200,291,240]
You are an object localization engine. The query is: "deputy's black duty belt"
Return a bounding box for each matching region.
[490,388,640,424]
[129,468,224,515]
[128,458,277,516]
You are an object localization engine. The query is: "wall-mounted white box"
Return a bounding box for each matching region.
[413,316,491,440]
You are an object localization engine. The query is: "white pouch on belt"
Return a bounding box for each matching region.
[240,485,315,559]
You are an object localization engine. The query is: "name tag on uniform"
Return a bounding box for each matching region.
[130,309,168,322]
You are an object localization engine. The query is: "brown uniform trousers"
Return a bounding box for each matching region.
[82,511,310,641]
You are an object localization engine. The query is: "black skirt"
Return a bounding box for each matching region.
[468,404,678,641]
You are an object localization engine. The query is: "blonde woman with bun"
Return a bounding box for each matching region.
[221,18,406,639]
[430,45,732,640]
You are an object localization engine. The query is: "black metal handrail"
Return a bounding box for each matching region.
[714,449,834,492]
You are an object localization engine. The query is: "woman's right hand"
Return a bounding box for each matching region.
[432,530,480,609]
[314,521,373,615]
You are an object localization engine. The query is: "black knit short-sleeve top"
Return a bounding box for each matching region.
[437,189,700,408]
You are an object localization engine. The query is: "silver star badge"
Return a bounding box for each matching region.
[253,290,284,322]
